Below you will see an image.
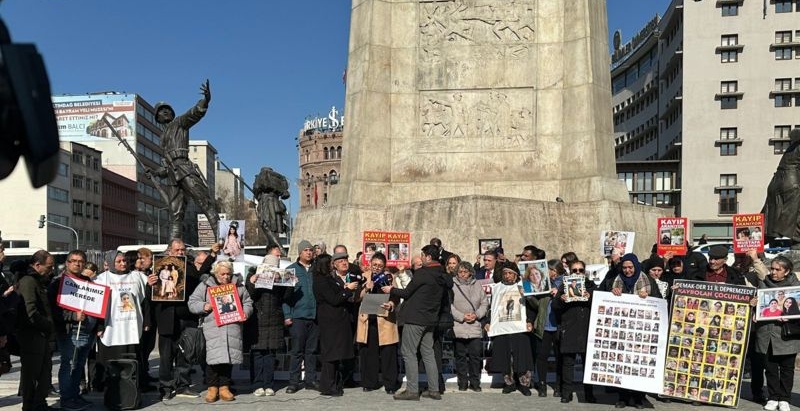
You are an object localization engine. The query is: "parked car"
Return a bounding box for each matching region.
[694,240,789,266]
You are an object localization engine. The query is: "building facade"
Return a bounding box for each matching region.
[102,169,138,249]
[184,140,218,246]
[611,0,800,241]
[297,106,344,211]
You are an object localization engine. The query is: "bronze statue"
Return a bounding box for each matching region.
[253,167,290,248]
[762,128,800,249]
[148,80,220,241]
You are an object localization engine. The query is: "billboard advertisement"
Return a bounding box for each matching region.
[52,94,137,141]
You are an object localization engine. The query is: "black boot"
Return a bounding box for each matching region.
[584,385,597,403]
[537,382,547,397]
[502,383,516,394]
[561,392,573,403]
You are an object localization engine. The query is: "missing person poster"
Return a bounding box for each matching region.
[755,285,800,321]
[657,218,688,256]
[152,256,187,302]
[56,274,111,319]
[563,274,588,302]
[219,219,246,261]
[487,282,527,337]
[209,283,245,326]
[518,260,551,295]
[733,214,764,253]
[584,291,668,393]
[253,264,297,289]
[601,230,636,256]
[663,280,756,407]
[361,231,411,267]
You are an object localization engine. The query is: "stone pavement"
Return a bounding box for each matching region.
[0,354,797,410]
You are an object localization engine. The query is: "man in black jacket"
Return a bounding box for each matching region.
[18,250,55,411]
[147,239,217,401]
[383,245,448,401]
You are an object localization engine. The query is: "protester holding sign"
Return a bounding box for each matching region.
[50,250,102,411]
[600,253,662,409]
[552,258,597,404]
[189,261,253,403]
[754,255,800,411]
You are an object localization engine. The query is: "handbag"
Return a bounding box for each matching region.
[781,321,800,339]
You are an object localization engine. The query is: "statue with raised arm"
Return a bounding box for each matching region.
[150,80,220,241]
[762,128,800,249]
[253,167,290,248]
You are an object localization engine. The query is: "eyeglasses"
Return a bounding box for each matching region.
[571,268,585,273]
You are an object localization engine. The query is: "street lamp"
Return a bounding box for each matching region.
[38,215,79,250]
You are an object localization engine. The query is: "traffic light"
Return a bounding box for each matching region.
[37,215,45,228]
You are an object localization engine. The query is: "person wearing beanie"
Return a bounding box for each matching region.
[283,240,319,393]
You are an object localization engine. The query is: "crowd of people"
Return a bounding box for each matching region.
[0,237,798,410]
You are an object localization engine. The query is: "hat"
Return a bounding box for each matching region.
[332,251,349,261]
[708,245,728,260]
[495,247,505,255]
[297,240,313,253]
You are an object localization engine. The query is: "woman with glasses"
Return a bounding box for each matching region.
[600,253,662,409]
[356,252,401,394]
[451,261,488,392]
[552,258,597,404]
[753,255,800,411]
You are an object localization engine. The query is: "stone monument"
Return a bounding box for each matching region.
[292,0,667,261]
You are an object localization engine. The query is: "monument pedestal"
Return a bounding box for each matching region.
[292,195,667,262]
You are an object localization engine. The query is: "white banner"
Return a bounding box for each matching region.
[56,274,111,319]
[584,291,669,394]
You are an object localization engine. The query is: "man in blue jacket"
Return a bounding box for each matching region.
[284,240,319,393]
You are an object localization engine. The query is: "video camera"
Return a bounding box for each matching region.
[0,18,60,188]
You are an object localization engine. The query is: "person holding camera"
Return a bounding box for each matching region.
[356,252,400,394]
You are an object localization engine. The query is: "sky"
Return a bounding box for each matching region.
[2,0,670,217]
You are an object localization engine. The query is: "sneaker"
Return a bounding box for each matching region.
[765,400,779,411]
[393,390,420,401]
[160,389,176,402]
[264,388,275,396]
[175,388,201,398]
[778,401,791,411]
[253,388,266,397]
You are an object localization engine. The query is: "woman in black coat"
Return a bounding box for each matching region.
[244,261,293,397]
[551,259,596,404]
[313,253,358,396]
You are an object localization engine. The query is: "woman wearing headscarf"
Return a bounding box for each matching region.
[451,261,489,392]
[753,255,800,411]
[600,253,662,409]
[485,266,534,396]
[530,259,566,397]
[552,258,597,404]
[94,251,150,391]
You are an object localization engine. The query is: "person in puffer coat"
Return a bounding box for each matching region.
[451,261,489,392]
[189,261,253,403]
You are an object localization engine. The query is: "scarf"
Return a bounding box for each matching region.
[615,253,651,295]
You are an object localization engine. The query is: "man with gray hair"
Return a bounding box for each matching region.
[284,240,319,393]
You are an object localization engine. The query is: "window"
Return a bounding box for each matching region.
[94,180,100,194]
[775,0,793,13]
[47,186,69,202]
[721,35,738,47]
[720,143,738,156]
[72,174,83,189]
[775,95,792,107]
[776,125,793,139]
[720,174,737,187]
[58,163,69,177]
[47,213,69,226]
[776,31,793,44]
[776,48,793,60]
[72,200,84,216]
[776,78,792,91]
[618,172,634,191]
[71,152,83,164]
[93,204,100,220]
[93,158,100,171]
[721,50,738,63]
[721,81,738,93]
[720,128,738,140]
[336,146,342,159]
[775,140,791,154]
[323,147,329,160]
[719,190,738,214]
[721,97,738,109]
[722,4,738,16]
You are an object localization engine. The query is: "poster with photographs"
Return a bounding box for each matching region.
[600,230,636,256]
[209,283,245,326]
[662,280,756,407]
[518,259,551,295]
[755,285,800,321]
[478,238,502,255]
[487,282,527,337]
[361,231,411,268]
[152,256,187,302]
[584,291,668,393]
[733,213,764,253]
[657,217,688,256]
[563,274,588,302]
[253,264,297,289]
[219,219,246,262]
